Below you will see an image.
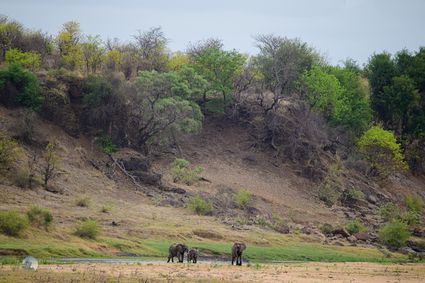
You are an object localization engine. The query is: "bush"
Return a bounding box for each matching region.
[0,131,19,171]
[83,75,113,107]
[187,195,212,215]
[75,195,91,207]
[100,204,113,213]
[320,223,334,235]
[405,195,423,215]
[234,189,252,209]
[0,210,29,237]
[5,48,41,70]
[357,126,408,177]
[26,206,53,229]
[170,158,204,185]
[379,202,402,222]
[345,219,367,235]
[0,63,43,110]
[74,220,99,239]
[379,220,410,249]
[318,181,340,206]
[95,133,117,154]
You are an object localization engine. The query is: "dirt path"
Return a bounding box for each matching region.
[2,262,425,282]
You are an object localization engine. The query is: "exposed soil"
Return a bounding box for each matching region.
[2,262,425,282]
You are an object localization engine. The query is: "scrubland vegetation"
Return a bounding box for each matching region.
[0,14,424,271]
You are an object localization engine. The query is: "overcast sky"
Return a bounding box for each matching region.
[2,0,424,65]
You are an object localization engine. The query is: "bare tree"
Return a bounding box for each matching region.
[132,27,168,72]
[41,142,59,189]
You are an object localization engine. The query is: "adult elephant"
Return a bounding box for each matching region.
[231,242,246,266]
[167,243,188,263]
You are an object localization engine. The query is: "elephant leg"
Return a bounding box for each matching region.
[232,257,234,265]
[167,257,170,263]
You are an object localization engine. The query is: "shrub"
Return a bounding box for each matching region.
[0,210,29,237]
[5,48,41,70]
[320,223,334,235]
[405,195,423,215]
[318,181,340,207]
[75,195,91,207]
[187,195,212,215]
[379,202,402,222]
[234,189,252,209]
[74,220,99,239]
[0,63,43,110]
[0,131,19,171]
[83,75,113,107]
[345,219,367,235]
[26,206,53,229]
[95,133,117,154]
[357,126,408,177]
[100,204,113,213]
[170,158,204,185]
[401,211,420,226]
[379,220,410,249]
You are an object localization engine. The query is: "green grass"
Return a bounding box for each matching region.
[0,233,411,264]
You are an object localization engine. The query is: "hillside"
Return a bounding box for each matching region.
[1,105,424,262]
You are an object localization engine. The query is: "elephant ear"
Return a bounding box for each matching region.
[240,243,246,251]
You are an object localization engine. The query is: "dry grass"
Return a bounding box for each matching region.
[1,262,425,283]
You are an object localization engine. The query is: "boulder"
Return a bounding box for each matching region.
[366,194,377,204]
[412,226,425,238]
[347,235,357,243]
[407,239,425,253]
[332,228,350,238]
[354,232,370,241]
[120,157,151,172]
[133,171,162,186]
[275,225,290,234]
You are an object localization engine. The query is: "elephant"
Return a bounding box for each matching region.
[187,248,198,263]
[231,242,246,266]
[167,243,188,263]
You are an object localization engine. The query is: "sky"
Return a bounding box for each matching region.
[2,0,425,65]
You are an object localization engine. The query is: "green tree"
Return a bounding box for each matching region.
[379,220,410,248]
[0,63,43,110]
[5,48,41,70]
[81,35,104,74]
[357,126,408,177]
[254,34,321,113]
[41,142,60,189]
[0,16,24,61]
[57,21,83,70]
[189,40,245,106]
[366,52,397,123]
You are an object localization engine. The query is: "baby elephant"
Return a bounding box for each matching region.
[187,248,199,263]
[167,243,188,263]
[231,242,246,266]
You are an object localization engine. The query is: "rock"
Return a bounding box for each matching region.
[133,171,162,186]
[379,247,391,258]
[344,211,356,219]
[120,157,151,172]
[22,256,38,271]
[111,221,119,226]
[332,228,350,238]
[366,194,377,204]
[275,225,290,234]
[347,235,357,243]
[354,232,371,242]
[160,186,186,194]
[412,226,425,238]
[242,154,257,164]
[407,239,425,253]
[399,247,417,256]
[301,226,312,235]
[333,241,345,246]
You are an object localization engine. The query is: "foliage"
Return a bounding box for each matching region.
[0,210,29,237]
[170,158,204,185]
[167,51,189,70]
[189,39,245,106]
[41,142,60,188]
[26,206,53,229]
[345,220,367,235]
[378,220,410,249]
[0,63,43,110]
[357,126,408,177]
[95,133,117,154]
[83,75,113,107]
[234,189,253,209]
[254,35,321,113]
[56,21,83,70]
[302,65,372,135]
[187,195,212,215]
[81,35,104,74]
[0,131,19,171]
[379,202,402,222]
[5,48,41,70]
[319,223,334,235]
[74,220,99,239]
[133,26,168,72]
[405,195,423,215]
